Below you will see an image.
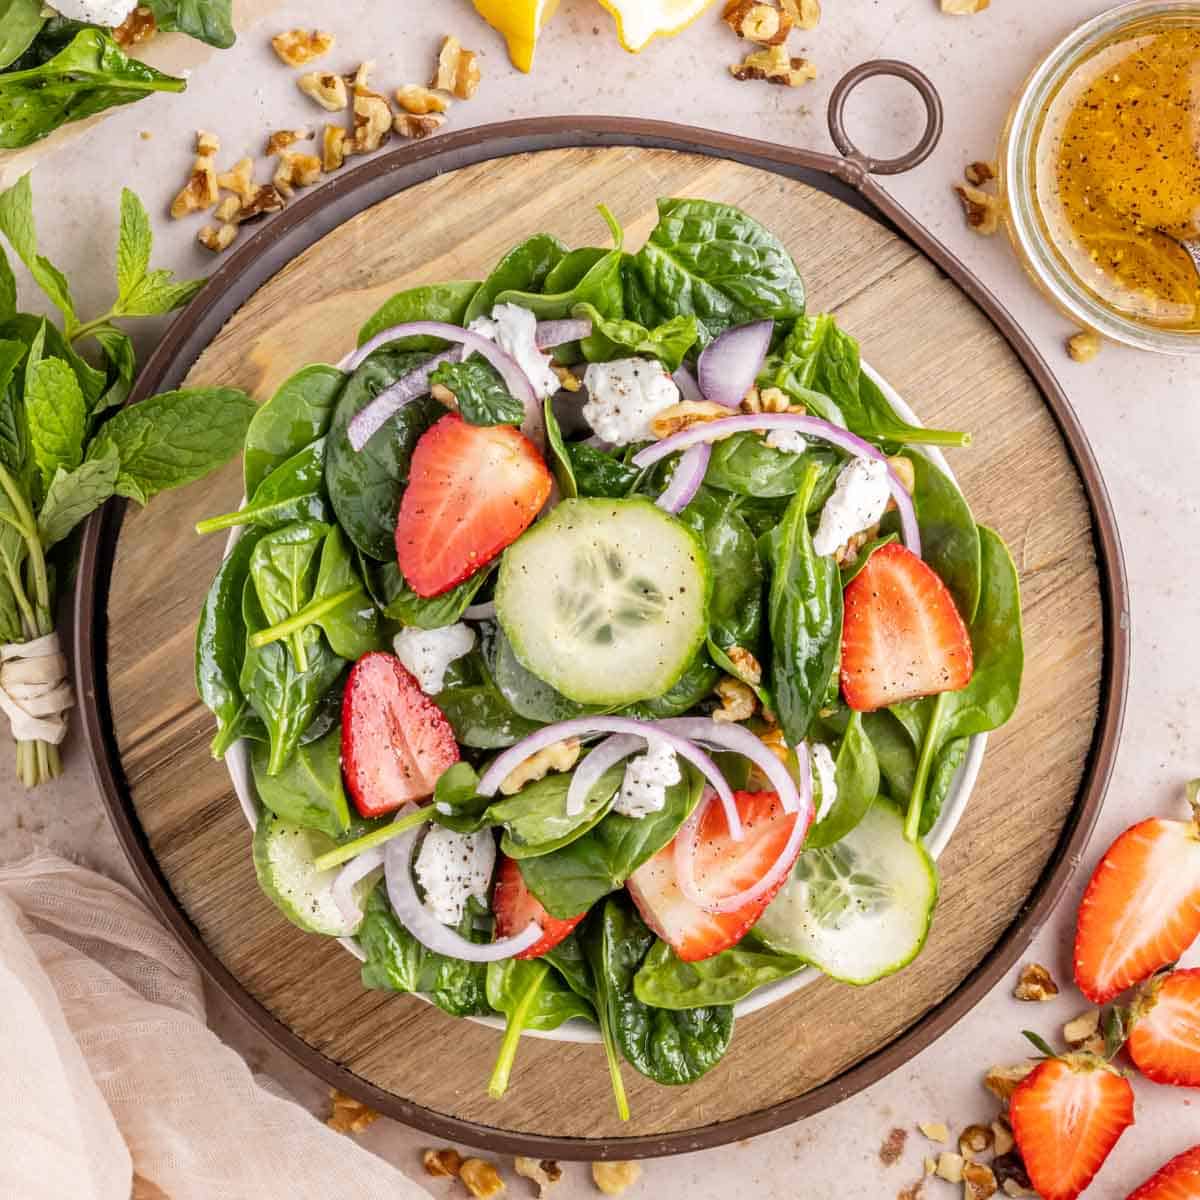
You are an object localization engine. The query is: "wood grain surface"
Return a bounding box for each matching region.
[105,147,1103,1142]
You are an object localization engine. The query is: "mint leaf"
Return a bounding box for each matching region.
[88,386,255,503]
[0,244,14,320]
[25,357,85,490]
[36,446,119,548]
[90,324,136,412]
[0,174,76,329]
[116,187,151,301]
[429,358,524,426]
[117,269,204,317]
[0,338,27,472]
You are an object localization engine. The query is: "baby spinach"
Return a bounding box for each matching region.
[198,439,329,534]
[0,0,45,72]
[623,198,806,342]
[495,763,623,859]
[574,302,698,371]
[766,466,842,746]
[464,235,567,324]
[855,369,970,450]
[491,626,589,723]
[634,650,721,719]
[250,726,350,839]
[922,736,968,836]
[143,0,235,49]
[359,281,481,346]
[861,709,917,807]
[372,559,493,629]
[633,936,806,1009]
[543,247,607,294]
[840,532,898,586]
[566,442,641,498]
[543,397,577,498]
[243,364,345,499]
[436,650,542,749]
[249,520,328,671]
[805,711,880,849]
[704,434,843,503]
[429,358,524,426]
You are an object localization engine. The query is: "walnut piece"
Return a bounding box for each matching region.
[396,84,450,115]
[1063,1008,1102,1049]
[514,1158,562,1197]
[273,152,322,198]
[758,725,789,763]
[731,44,817,86]
[170,135,220,218]
[266,128,311,156]
[215,195,241,222]
[431,382,458,408]
[712,677,757,724]
[1067,330,1102,363]
[886,454,916,494]
[942,0,990,12]
[552,363,582,392]
[432,35,481,100]
[1013,962,1059,1002]
[965,160,997,186]
[422,1148,464,1178]
[197,224,237,253]
[983,1061,1037,1102]
[322,126,348,172]
[992,1152,1034,1196]
[113,6,156,46]
[935,1152,965,1183]
[918,1121,949,1144]
[460,1158,505,1199]
[591,1162,641,1196]
[195,129,220,155]
[500,738,581,795]
[991,1119,1015,1157]
[964,1161,998,1200]
[395,112,447,140]
[649,399,733,438]
[237,185,287,223]
[880,1127,908,1166]
[325,1088,378,1134]
[298,71,349,111]
[728,645,762,686]
[954,184,1001,235]
[781,0,821,28]
[271,29,335,67]
[722,1,793,45]
[959,1124,994,1157]
[350,75,393,154]
[216,157,256,203]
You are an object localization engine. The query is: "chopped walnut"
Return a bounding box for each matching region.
[992,1153,1034,1196]
[217,157,256,203]
[350,77,393,154]
[196,129,220,156]
[741,387,762,413]
[834,526,877,567]
[963,1161,998,1200]
[924,1157,938,1176]
[499,738,581,795]
[271,28,335,67]
[272,152,321,198]
[722,1,793,45]
[959,1125,994,1157]
[215,195,241,223]
[760,386,799,413]
[431,382,458,408]
[460,1159,505,1199]
[712,677,757,724]
[1067,330,1102,362]
[728,646,762,686]
[887,454,916,494]
[935,1152,965,1183]
[983,1061,1037,1102]
[197,223,238,253]
[237,185,287,223]
[1063,1008,1102,1050]
[918,1121,949,1144]
[170,138,219,218]
[942,0,990,11]
[591,1162,641,1196]
[731,44,817,86]
[781,0,820,28]
[991,1119,1015,1158]
[954,184,1001,235]
[266,128,311,156]
[322,125,348,172]
[1013,962,1059,1002]
[395,112,447,140]
[113,6,156,46]
[880,1127,908,1166]
[1001,1183,1036,1198]
[649,399,732,438]
[422,1148,464,1178]
[514,1158,562,1197]
[396,84,450,115]
[298,71,349,111]
[759,725,789,763]
[965,160,997,186]
[325,1088,378,1134]
[432,35,481,100]
[552,364,582,392]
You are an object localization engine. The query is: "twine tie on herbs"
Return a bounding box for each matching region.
[0,633,74,744]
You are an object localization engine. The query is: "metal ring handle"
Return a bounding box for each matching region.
[827,60,943,176]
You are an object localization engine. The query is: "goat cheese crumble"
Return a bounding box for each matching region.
[52,0,138,24]
[393,623,475,695]
[614,740,682,818]
[812,457,891,557]
[414,826,496,926]
[468,303,561,400]
[811,742,839,824]
[582,358,680,445]
[765,429,808,456]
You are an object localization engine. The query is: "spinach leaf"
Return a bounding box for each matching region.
[308,525,382,660]
[766,466,842,745]
[860,710,916,810]
[805,712,880,849]
[325,348,439,559]
[250,520,327,670]
[517,766,703,918]
[372,559,492,629]
[634,649,722,719]
[429,358,523,426]
[624,198,805,343]
[542,930,595,1002]
[633,936,806,1009]
[839,532,897,586]
[855,369,970,449]
[198,439,328,534]
[706,432,841,501]
[24,356,84,493]
[543,247,607,293]
[491,625,588,723]
[495,763,623,859]
[438,681,542,750]
[142,0,235,49]
[0,0,45,71]
[543,397,576,498]
[0,29,186,151]
[587,897,733,1085]
[465,235,567,324]
[574,301,698,371]
[87,386,255,504]
[251,726,350,839]
[35,445,119,549]
[923,735,968,837]
[243,364,345,499]
[359,281,480,346]
[567,441,641,498]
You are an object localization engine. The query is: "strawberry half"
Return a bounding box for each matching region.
[495,855,585,959]
[1126,1144,1200,1200]
[1074,811,1200,1004]
[626,790,807,963]
[1127,969,1200,1087]
[341,651,459,818]
[840,541,974,712]
[395,412,552,598]
[1009,1054,1135,1200]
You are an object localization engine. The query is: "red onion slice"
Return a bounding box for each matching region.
[632,413,921,557]
[332,846,385,928]
[534,318,593,349]
[565,734,644,817]
[345,349,459,450]
[384,825,542,961]
[476,716,743,841]
[672,364,703,404]
[655,443,710,514]
[697,320,773,408]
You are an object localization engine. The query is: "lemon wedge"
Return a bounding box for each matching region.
[473,0,561,72]
[594,0,719,52]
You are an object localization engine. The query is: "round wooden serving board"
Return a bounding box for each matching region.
[79,128,1128,1158]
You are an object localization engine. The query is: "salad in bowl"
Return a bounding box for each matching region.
[195,199,1023,1116]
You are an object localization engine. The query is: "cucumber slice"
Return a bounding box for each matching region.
[754,801,937,985]
[495,497,710,707]
[253,812,371,936]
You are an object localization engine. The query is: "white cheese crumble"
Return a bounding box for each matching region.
[582,358,680,446]
[812,457,891,557]
[52,0,138,25]
[811,742,839,824]
[393,623,475,695]
[468,302,561,400]
[414,826,496,926]
[765,429,808,456]
[613,740,682,819]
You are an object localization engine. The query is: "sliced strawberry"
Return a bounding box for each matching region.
[1074,816,1200,1004]
[626,790,805,963]
[1009,1054,1135,1200]
[494,855,585,959]
[1127,969,1200,1087]
[395,412,552,598]
[840,541,974,711]
[1126,1144,1200,1200]
[341,651,459,818]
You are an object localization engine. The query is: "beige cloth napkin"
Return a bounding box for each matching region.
[0,852,430,1200]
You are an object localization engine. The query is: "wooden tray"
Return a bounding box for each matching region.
[75,101,1129,1159]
